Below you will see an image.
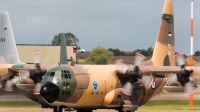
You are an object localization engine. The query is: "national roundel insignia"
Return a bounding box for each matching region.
[151,79,156,90]
[93,81,98,91]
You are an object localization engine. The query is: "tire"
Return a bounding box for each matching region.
[77,109,82,112]
[53,107,58,112]
[59,106,65,112]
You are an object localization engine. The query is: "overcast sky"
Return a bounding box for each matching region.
[1,0,200,55]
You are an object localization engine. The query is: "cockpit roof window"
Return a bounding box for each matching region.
[62,70,72,79]
[50,72,55,76]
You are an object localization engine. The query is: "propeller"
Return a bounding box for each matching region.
[5,80,13,91]
[5,70,30,91]
[30,52,46,94]
[117,53,151,96]
[168,53,196,95]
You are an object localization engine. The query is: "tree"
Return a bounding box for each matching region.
[108,48,126,56]
[51,32,80,49]
[85,46,114,64]
[133,47,154,56]
[194,50,200,56]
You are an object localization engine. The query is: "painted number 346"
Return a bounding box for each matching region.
[0,38,5,42]
[61,91,70,95]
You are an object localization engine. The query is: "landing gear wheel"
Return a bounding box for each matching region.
[59,106,65,112]
[53,107,58,112]
[117,106,124,112]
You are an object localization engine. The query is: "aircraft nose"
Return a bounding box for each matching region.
[40,82,59,103]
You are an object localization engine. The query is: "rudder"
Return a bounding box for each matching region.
[151,0,175,66]
[0,11,23,64]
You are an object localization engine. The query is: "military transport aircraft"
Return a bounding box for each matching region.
[36,0,200,112]
[0,0,200,112]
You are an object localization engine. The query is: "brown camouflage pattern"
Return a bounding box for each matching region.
[4,0,200,110]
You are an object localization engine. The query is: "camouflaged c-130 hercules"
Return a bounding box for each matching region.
[38,0,197,112]
[1,0,200,112]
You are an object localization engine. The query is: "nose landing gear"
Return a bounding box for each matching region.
[53,106,65,112]
[76,109,93,112]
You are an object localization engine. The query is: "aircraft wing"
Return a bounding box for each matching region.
[117,66,195,78]
[8,68,36,72]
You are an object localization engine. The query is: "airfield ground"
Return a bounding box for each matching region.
[1,88,200,111]
[0,108,199,112]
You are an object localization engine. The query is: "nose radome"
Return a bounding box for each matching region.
[40,82,60,103]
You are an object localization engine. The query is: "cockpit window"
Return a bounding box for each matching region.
[65,74,68,78]
[68,74,71,79]
[50,72,55,76]
[62,70,72,79]
[46,72,50,76]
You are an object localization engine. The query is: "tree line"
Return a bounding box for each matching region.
[51,32,200,65]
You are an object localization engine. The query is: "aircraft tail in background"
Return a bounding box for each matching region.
[60,33,68,64]
[0,11,23,64]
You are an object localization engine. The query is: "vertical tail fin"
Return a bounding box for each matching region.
[60,33,68,64]
[151,0,175,66]
[0,11,23,64]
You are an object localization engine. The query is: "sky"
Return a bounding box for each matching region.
[0,0,200,55]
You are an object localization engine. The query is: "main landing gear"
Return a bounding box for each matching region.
[117,106,134,112]
[53,106,65,112]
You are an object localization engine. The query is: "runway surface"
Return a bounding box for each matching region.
[0,108,199,112]
[0,89,200,111]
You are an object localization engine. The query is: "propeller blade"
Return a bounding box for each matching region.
[184,82,197,96]
[34,83,41,95]
[19,70,30,79]
[42,57,51,64]
[141,76,153,89]
[165,73,177,86]
[134,53,146,65]
[120,82,133,96]
[0,82,3,88]
[5,80,13,91]
[31,52,41,63]
[174,52,185,66]
[116,62,128,74]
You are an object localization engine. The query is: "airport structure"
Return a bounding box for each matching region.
[16,44,76,64]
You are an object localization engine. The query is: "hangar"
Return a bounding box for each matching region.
[16,44,76,64]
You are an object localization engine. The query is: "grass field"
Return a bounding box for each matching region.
[0,100,200,110]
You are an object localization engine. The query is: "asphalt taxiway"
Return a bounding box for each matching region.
[0,109,199,112]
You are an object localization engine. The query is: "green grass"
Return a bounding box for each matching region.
[139,100,200,110]
[0,100,200,110]
[0,101,40,108]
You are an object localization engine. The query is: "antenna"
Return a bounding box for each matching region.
[190,0,194,106]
